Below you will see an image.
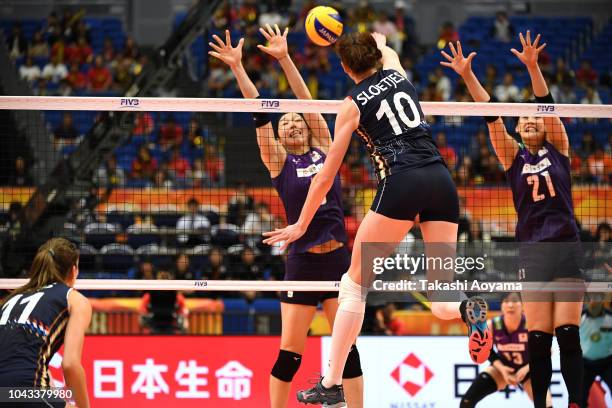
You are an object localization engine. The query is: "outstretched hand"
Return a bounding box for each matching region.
[262,223,306,251]
[511,30,546,69]
[257,24,289,60]
[208,29,244,68]
[440,41,477,77]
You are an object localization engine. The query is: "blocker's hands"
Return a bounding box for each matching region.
[440,41,477,77]
[511,30,547,69]
[257,24,289,60]
[208,29,244,68]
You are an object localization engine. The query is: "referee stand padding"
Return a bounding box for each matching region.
[88,297,223,335]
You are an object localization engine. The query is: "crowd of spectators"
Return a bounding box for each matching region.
[203,0,418,100]
[9,10,147,96]
[197,1,610,187]
[4,3,609,188]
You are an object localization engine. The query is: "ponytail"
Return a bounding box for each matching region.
[1,238,79,306]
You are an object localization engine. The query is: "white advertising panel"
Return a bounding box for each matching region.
[322,336,582,408]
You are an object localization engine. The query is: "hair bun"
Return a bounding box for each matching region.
[336,32,382,74]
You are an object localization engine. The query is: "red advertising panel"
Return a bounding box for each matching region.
[51,336,321,407]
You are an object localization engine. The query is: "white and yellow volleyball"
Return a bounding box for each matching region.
[305,6,343,47]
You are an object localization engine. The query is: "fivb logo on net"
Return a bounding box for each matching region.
[536,104,555,114]
[120,98,141,109]
[260,100,280,110]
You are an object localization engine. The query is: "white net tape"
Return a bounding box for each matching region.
[0,96,611,117]
[0,279,607,292]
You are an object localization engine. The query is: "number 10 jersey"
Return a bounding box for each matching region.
[0,282,71,387]
[347,69,442,181]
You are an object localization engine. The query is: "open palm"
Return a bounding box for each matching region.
[208,30,244,68]
[511,30,546,68]
[257,24,289,60]
[440,41,477,77]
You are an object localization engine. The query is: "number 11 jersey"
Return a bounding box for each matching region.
[347,69,442,181]
[0,282,71,387]
[507,141,579,242]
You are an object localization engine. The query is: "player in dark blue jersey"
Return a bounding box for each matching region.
[0,237,91,408]
[461,292,552,407]
[442,32,584,408]
[264,32,492,407]
[209,26,363,408]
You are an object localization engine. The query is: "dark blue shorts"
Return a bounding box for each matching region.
[518,240,585,282]
[280,246,349,306]
[371,162,459,223]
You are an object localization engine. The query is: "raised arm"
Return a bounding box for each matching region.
[441,41,518,170]
[209,30,286,176]
[371,32,406,78]
[263,99,359,249]
[511,31,569,156]
[257,24,332,153]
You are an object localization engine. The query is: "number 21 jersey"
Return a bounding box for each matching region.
[0,282,71,387]
[506,141,579,242]
[347,69,442,181]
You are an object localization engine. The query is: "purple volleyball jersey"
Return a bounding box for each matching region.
[491,314,529,370]
[506,141,579,242]
[271,147,347,255]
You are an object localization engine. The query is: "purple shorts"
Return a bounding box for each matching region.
[280,246,350,306]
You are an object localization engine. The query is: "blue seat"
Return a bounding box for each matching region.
[190,255,208,272]
[211,227,240,248]
[101,254,135,273]
[127,233,161,249]
[85,233,116,249]
[222,298,252,334]
[154,213,181,228]
[78,250,98,273]
[252,299,280,314]
[148,254,172,267]
[107,212,135,230]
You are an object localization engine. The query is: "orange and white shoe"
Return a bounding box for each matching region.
[461,296,493,364]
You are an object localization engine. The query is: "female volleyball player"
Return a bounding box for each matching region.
[208,26,364,408]
[441,32,584,408]
[0,237,91,408]
[263,32,492,406]
[461,292,552,407]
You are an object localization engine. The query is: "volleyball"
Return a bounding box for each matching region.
[305,6,343,46]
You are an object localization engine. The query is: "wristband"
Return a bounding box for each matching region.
[488,349,501,364]
[252,112,272,128]
[534,93,554,104]
[484,116,500,123]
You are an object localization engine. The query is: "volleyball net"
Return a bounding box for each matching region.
[0,96,610,302]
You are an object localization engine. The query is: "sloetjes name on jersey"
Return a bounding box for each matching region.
[355,71,407,106]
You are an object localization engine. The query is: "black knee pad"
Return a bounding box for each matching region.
[271,349,302,382]
[555,325,581,353]
[342,345,363,379]
[528,330,553,358]
[460,372,497,408]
